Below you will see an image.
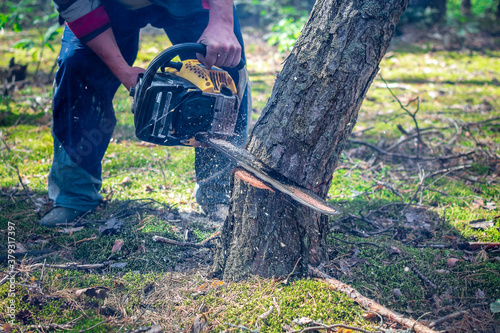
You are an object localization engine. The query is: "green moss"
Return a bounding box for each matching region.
[199,279,370,332]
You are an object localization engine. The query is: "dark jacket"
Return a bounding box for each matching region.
[54,0,209,42]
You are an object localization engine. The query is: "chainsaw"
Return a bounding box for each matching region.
[130,43,339,216]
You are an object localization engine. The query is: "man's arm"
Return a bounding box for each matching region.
[53,0,143,90]
[197,0,242,69]
[86,28,144,91]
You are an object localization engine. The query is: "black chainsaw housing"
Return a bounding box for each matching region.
[130,43,241,146]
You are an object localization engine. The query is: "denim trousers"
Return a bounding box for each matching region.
[48,1,249,211]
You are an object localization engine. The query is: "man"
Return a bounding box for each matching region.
[40,0,249,226]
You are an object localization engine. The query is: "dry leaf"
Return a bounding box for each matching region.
[485,202,497,210]
[15,242,27,253]
[337,329,353,333]
[447,258,460,268]
[469,219,494,230]
[293,317,313,325]
[472,199,485,209]
[120,176,132,185]
[211,280,224,287]
[393,288,403,297]
[111,239,125,253]
[147,325,162,333]
[75,286,109,300]
[58,226,84,234]
[4,323,12,332]
[362,312,378,320]
[190,315,207,333]
[475,288,486,300]
[390,246,402,255]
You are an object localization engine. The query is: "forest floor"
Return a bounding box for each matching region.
[0,24,499,333]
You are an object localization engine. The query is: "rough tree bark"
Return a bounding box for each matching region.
[212,0,409,281]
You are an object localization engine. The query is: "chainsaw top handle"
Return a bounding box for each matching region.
[141,42,246,90]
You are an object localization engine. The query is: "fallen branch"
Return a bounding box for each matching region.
[224,322,259,333]
[411,266,437,290]
[12,165,40,215]
[289,323,378,333]
[0,271,18,287]
[257,306,274,321]
[79,319,110,332]
[152,235,213,248]
[309,266,438,333]
[0,249,54,262]
[458,242,500,250]
[348,139,475,162]
[26,263,106,271]
[429,310,469,328]
[329,235,381,248]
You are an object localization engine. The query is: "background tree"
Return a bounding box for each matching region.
[461,0,472,17]
[212,0,410,281]
[433,0,447,21]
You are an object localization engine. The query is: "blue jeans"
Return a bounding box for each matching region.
[49,1,249,211]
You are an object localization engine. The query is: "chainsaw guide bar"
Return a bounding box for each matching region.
[131,43,339,216]
[197,134,340,216]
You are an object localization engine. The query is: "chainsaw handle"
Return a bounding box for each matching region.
[141,43,245,89]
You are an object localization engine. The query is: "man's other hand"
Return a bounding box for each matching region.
[197,26,241,69]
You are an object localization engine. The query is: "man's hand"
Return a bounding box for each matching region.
[86,28,144,91]
[197,0,241,69]
[116,66,145,91]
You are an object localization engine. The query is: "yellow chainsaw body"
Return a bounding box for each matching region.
[164,60,237,94]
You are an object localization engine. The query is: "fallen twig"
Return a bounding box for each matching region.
[429,310,469,328]
[329,235,381,248]
[309,266,439,333]
[411,266,437,290]
[0,250,54,262]
[380,74,425,157]
[257,306,274,321]
[74,236,98,246]
[12,164,40,215]
[348,139,475,162]
[0,271,18,287]
[79,319,109,333]
[289,323,378,333]
[26,315,83,331]
[26,263,107,271]
[224,322,259,332]
[152,235,213,248]
[458,242,500,250]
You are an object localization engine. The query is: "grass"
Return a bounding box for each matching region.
[1,24,500,332]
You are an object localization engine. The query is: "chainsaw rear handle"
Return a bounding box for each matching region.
[141,42,246,90]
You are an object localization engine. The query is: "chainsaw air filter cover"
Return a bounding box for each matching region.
[131,44,240,147]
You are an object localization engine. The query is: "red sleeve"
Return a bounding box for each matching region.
[67,6,111,42]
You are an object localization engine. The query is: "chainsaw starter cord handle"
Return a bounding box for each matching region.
[141,43,245,90]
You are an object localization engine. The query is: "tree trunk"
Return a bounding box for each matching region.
[432,0,447,21]
[496,0,500,20]
[212,0,409,281]
[461,0,472,17]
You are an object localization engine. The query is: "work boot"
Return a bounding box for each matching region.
[200,204,229,224]
[39,207,86,227]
